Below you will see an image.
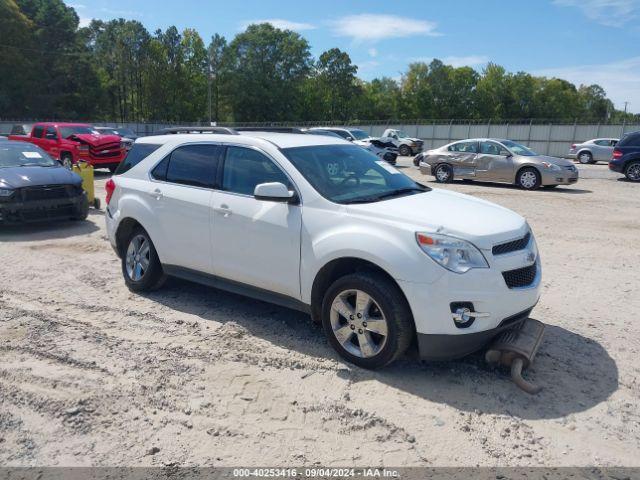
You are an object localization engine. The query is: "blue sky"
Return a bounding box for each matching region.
[67,0,640,112]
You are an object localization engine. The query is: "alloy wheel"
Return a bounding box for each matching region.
[125,234,150,281]
[329,289,388,358]
[627,163,640,181]
[435,165,451,182]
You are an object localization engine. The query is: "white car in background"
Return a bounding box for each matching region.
[568,138,618,164]
[105,131,541,368]
[381,129,424,157]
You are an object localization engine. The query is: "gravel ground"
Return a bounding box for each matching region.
[0,159,638,467]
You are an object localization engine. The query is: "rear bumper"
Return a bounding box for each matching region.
[609,160,625,173]
[0,193,87,224]
[417,308,532,360]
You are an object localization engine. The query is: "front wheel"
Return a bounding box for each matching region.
[61,154,73,170]
[122,228,166,292]
[434,163,453,183]
[625,161,640,182]
[517,167,541,190]
[321,272,414,369]
[399,145,411,157]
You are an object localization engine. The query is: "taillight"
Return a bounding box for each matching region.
[105,178,115,205]
[571,144,576,149]
[612,149,623,159]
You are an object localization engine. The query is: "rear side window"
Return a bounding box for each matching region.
[164,144,222,188]
[115,143,162,175]
[32,125,45,138]
[619,133,640,147]
[448,141,478,153]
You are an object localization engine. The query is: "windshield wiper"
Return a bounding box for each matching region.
[374,187,427,200]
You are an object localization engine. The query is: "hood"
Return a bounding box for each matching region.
[0,165,81,189]
[528,155,574,167]
[346,188,527,250]
[69,133,121,147]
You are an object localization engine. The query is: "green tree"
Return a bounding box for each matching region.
[223,23,312,122]
[207,33,228,123]
[315,48,359,121]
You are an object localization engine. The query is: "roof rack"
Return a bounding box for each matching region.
[234,127,306,134]
[154,126,239,135]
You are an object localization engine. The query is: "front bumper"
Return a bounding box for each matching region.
[0,192,87,224]
[539,167,579,186]
[419,163,432,176]
[397,236,542,360]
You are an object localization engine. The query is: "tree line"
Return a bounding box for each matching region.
[0,0,635,124]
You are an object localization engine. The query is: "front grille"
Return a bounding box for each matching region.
[90,143,121,158]
[20,185,79,201]
[20,205,76,221]
[492,232,531,256]
[564,165,577,172]
[502,261,537,289]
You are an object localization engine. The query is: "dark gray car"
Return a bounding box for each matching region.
[0,141,88,224]
[418,138,579,190]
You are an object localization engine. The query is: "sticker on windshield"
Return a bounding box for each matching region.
[376,161,400,174]
[22,151,42,158]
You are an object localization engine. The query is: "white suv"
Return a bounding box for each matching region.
[105,132,541,368]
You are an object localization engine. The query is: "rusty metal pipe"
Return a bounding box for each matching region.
[510,357,542,395]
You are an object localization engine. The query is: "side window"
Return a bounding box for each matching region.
[610,140,618,147]
[448,141,478,153]
[480,141,509,155]
[332,130,351,140]
[222,147,290,196]
[594,140,608,146]
[164,144,221,188]
[32,125,44,138]
[151,156,169,181]
[45,126,58,139]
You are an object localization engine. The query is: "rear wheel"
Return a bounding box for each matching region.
[578,151,593,164]
[74,195,89,221]
[625,161,640,182]
[517,167,541,190]
[434,163,453,183]
[122,228,166,292]
[321,271,414,369]
[399,145,411,157]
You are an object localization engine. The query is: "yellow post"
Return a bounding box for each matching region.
[72,162,100,209]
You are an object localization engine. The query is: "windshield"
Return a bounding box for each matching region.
[501,140,537,156]
[282,144,428,204]
[116,128,135,137]
[97,127,117,135]
[60,126,98,138]
[349,129,370,141]
[0,144,57,168]
[395,130,408,138]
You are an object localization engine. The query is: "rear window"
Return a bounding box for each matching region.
[619,132,640,147]
[115,143,162,175]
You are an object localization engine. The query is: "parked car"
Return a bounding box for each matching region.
[308,127,375,146]
[94,126,138,150]
[8,123,127,171]
[419,138,578,190]
[568,138,618,164]
[381,129,424,157]
[609,131,640,182]
[307,129,398,164]
[106,132,541,368]
[0,141,88,224]
[9,123,34,136]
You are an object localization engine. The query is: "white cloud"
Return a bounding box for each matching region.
[553,0,639,26]
[69,3,86,9]
[240,19,316,31]
[99,7,142,17]
[410,55,489,68]
[331,14,441,42]
[535,56,640,112]
[368,48,378,58]
[78,16,92,28]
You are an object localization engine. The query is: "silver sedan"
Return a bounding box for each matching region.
[418,138,579,190]
[568,138,618,164]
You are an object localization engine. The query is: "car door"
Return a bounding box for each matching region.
[41,126,61,159]
[149,143,222,273]
[211,145,302,299]
[591,140,610,161]
[30,125,45,149]
[475,140,514,181]
[444,141,478,176]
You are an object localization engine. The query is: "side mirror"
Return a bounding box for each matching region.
[254,182,295,203]
[346,137,354,142]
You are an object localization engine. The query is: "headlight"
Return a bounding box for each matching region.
[0,188,14,197]
[416,232,488,274]
[541,162,561,171]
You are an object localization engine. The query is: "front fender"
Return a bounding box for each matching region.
[300,224,444,303]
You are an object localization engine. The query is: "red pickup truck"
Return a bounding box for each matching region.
[8,122,127,171]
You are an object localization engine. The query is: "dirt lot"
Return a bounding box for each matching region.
[1,160,639,467]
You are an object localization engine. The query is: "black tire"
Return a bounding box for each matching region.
[74,194,89,221]
[577,151,593,164]
[399,145,411,157]
[625,161,640,182]
[434,163,453,183]
[413,155,422,167]
[516,167,541,190]
[321,271,414,369]
[93,198,101,210]
[121,227,166,292]
[61,153,73,170]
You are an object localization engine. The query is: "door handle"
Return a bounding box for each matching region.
[148,188,163,199]
[214,204,232,216]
